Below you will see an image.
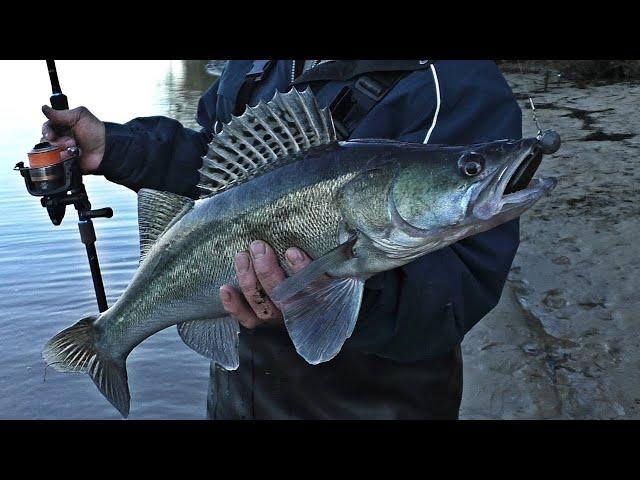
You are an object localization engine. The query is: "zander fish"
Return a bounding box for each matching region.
[43,88,561,417]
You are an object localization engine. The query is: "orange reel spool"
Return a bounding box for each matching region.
[27,143,64,168]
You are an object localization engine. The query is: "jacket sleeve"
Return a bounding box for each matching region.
[95,79,220,199]
[347,61,523,361]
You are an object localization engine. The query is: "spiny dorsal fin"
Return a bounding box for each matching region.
[197,87,337,198]
[138,188,194,261]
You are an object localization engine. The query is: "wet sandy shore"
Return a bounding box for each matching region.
[460,71,640,419]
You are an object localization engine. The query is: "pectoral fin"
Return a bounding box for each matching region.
[271,236,357,301]
[177,317,240,370]
[276,276,364,365]
[271,238,363,365]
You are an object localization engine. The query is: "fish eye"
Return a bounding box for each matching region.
[459,152,485,177]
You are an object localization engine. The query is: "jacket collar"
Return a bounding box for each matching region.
[292,60,432,84]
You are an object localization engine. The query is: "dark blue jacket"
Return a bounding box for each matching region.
[98,60,522,362]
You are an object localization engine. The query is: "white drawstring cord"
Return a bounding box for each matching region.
[423,63,441,144]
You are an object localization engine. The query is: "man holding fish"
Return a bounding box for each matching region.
[41,60,534,419]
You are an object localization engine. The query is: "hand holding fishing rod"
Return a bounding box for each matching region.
[14,60,112,312]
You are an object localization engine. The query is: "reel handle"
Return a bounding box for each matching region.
[83,207,114,220]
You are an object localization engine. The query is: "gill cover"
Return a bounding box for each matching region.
[390,159,477,232]
[337,164,399,236]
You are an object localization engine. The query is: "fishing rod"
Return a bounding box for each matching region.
[14,60,113,313]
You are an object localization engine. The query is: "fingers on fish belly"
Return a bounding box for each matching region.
[227,282,282,325]
[238,278,282,321]
[233,241,288,322]
[249,285,281,320]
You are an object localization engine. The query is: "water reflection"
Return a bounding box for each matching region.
[0,60,218,419]
[205,60,227,77]
[163,60,219,126]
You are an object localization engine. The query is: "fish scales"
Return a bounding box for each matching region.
[98,173,357,357]
[42,87,560,417]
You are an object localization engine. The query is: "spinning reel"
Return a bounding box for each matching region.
[14,60,112,312]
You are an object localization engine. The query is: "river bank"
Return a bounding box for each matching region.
[460,70,640,419]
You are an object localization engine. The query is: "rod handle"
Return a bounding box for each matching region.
[50,92,69,110]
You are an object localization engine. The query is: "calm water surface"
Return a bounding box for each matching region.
[0,60,218,419]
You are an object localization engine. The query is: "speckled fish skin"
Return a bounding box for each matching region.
[42,131,558,417]
[98,137,552,357]
[98,149,355,359]
[95,142,394,359]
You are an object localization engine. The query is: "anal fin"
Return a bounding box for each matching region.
[177,317,240,370]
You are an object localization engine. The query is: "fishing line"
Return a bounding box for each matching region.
[529,97,542,135]
[516,60,544,137]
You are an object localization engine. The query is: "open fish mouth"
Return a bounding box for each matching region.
[505,146,545,195]
[473,131,560,220]
[500,148,557,208]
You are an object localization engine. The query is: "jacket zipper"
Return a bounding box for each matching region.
[291,60,321,84]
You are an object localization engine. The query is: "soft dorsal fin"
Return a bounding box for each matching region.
[197,87,337,198]
[138,188,194,261]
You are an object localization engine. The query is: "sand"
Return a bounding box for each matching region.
[459,71,640,419]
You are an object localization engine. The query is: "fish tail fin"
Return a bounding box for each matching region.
[42,316,131,418]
